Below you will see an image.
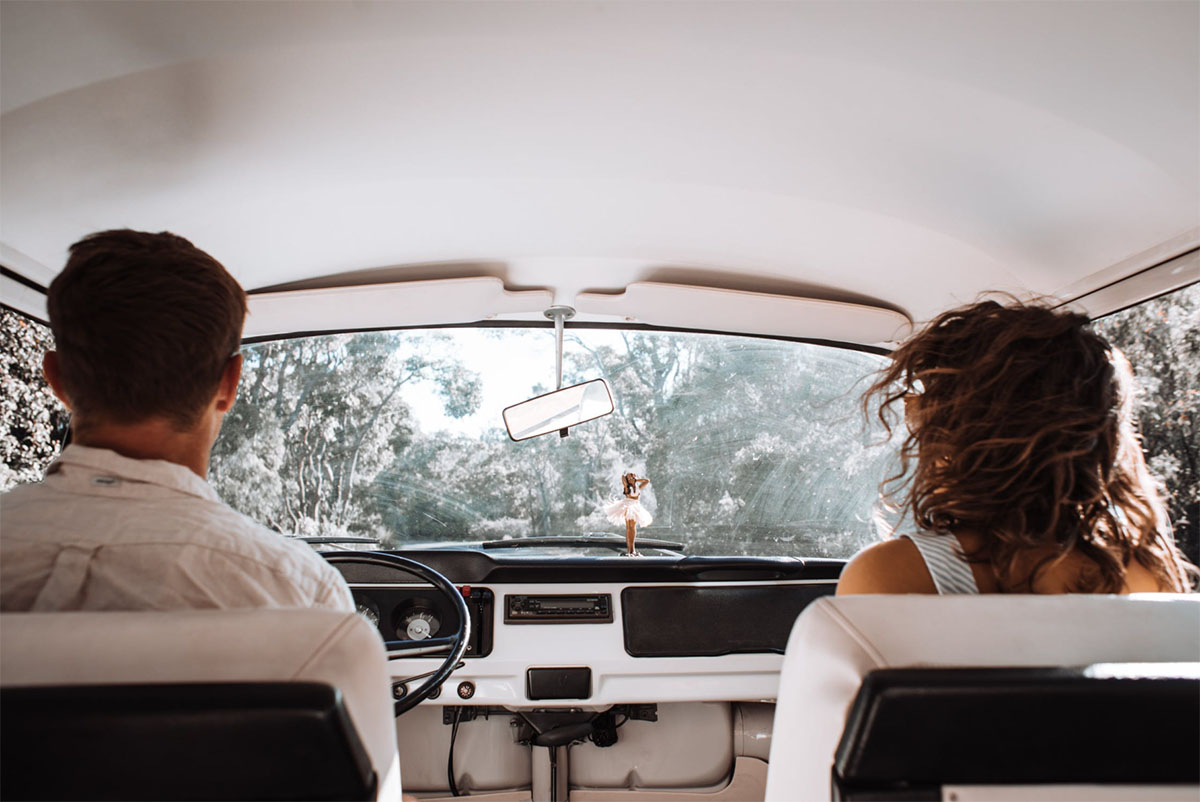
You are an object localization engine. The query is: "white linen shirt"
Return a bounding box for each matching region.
[0,445,354,612]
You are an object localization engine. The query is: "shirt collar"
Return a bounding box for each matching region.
[47,445,221,503]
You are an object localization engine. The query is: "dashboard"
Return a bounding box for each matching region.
[332,551,841,708]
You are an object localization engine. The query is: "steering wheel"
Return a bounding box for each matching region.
[323,552,471,716]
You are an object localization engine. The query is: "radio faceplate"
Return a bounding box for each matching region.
[505,594,613,624]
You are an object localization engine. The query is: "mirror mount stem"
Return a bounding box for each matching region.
[544,306,576,437]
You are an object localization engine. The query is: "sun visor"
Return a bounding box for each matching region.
[576,283,912,345]
[1057,248,1199,320]
[245,278,553,339]
[0,274,48,322]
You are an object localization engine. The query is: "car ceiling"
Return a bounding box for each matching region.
[1,1,1197,343]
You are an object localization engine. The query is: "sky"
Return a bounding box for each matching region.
[403,328,629,436]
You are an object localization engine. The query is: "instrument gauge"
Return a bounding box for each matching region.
[399,609,440,641]
[353,596,381,630]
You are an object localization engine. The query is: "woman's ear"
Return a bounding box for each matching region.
[42,351,72,410]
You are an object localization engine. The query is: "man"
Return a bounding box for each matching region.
[0,230,353,611]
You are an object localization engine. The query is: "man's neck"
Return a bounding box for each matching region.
[72,418,213,479]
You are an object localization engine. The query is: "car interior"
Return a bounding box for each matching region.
[1,3,1198,802]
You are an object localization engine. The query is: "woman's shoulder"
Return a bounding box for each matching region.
[836,537,939,595]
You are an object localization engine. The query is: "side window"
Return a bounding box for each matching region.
[1091,283,1199,567]
[0,307,66,490]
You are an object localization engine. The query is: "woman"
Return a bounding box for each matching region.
[838,299,1195,595]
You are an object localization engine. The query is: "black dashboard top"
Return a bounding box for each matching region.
[328,551,844,585]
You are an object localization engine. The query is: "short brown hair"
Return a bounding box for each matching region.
[863,298,1196,593]
[47,229,247,429]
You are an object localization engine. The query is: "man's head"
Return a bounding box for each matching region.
[45,230,247,435]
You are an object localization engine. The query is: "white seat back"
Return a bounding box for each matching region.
[764,594,1200,801]
[0,608,401,801]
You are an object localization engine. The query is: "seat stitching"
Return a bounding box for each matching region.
[290,614,358,679]
[821,601,888,667]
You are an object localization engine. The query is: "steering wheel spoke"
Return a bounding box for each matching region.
[383,636,456,657]
[323,552,471,715]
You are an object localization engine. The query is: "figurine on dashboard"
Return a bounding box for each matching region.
[606,472,652,555]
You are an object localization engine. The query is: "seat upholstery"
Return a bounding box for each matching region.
[0,608,401,802]
[764,593,1200,802]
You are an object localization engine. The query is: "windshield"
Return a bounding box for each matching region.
[209,327,896,558]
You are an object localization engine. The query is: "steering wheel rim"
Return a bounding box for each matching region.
[323,551,471,716]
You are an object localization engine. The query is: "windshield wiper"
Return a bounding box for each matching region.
[297,536,380,545]
[480,534,685,554]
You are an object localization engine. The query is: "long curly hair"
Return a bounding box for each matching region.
[864,298,1195,593]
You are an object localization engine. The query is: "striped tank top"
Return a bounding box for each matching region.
[901,532,980,594]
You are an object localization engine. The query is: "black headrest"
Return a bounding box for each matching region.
[834,665,1199,801]
[1,682,376,801]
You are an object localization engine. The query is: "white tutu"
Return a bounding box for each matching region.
[605,497,652,527]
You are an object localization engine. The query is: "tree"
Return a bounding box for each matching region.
[571,333,893,556]
[16,293,1192,570]
[0,309,67,490]
[211,332,481,538]
[354,329,899,557]
[2,313,893,560]
[1092,284,1200,565]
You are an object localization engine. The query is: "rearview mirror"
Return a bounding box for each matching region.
[503,379,615,441]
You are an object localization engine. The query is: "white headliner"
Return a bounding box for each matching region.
[1,1,1197,341]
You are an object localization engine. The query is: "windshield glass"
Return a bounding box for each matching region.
[210,327,896,558]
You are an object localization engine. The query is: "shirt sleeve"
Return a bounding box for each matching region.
[312,563,356,612]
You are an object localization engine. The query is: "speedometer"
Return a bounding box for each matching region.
[399,607,440,641]
[353,596,380,630]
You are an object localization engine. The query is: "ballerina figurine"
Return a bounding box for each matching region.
[605,472,651,555]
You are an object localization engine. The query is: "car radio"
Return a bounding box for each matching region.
[505,594,613,624]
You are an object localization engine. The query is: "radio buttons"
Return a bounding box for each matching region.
[504,594,614,624]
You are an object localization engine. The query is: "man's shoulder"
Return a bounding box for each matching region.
[2,480,326,578]
[180,500,327,571]
[1,472,352,613]
[190,508,350,610]
[0,480,70,529]
[1,479,52,504]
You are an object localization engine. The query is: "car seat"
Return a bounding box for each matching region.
[0,608,401,801]
[765,594,1200,801]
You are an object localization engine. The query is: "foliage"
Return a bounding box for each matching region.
[253,329,895,557]
[209,332,481,539]
[4,283,1197,567]
[0,309,67,490]
[1092,284,1200,565]
[555,332,894,556]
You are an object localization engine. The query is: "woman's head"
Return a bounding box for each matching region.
[865,298,1193,592]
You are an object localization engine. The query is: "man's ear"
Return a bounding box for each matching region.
[42,351,73,410]
[214,353,243,413]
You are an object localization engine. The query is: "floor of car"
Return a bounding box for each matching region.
[411,756,767,802]
[569,757,767,801]
[399,702,771,802]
